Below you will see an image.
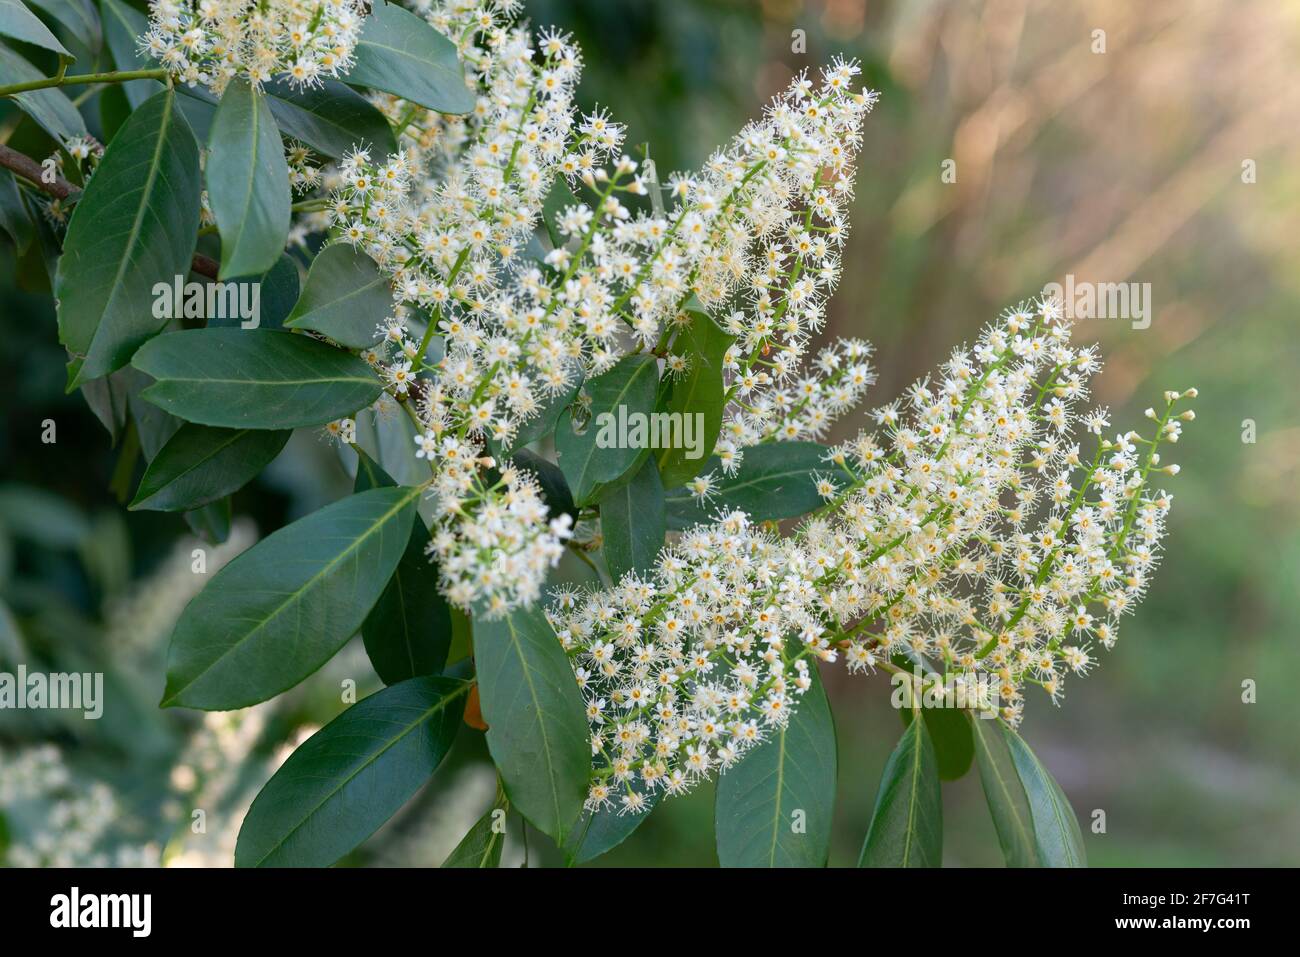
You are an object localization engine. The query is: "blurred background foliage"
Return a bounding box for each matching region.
[2,0,1298,866]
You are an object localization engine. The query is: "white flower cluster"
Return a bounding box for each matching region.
[319,1,880,615]
[548,511,816,810]
[141,0,365,94]
[548,299,1196,812]
[285,140,324,193]
[164,706,292,867]
[0,745,158,867]
[336,29,877,456]
[417,431,574,614]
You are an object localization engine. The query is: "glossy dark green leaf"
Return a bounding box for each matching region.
[349,1,474,114]
[0,43,86,142]
[26,0,98,50]
[264,78,397,160]
[666,441,839,529]
[970,715,1039,867]
[716,667,837,867]
[205,254,300,331]
[443,793,509,868]
[599,455,665,581]
[353,451,450,684]
[130,423,290,512]
[858,713,942,867]
[473,605,589,843]
[100,0,161,108]
[56,87,199,387]
[161,485,420,710]
[12,192,59,293]
[97,81,132,142]
[133,328,382,429]
[207,79,291,279]
[174,90,217,140]
[79,364,136,443]
[361,529,450,685]
[0,0,69,56]
[284,243,388,348]
[128,369,182,459]
[0,170,32,254]
[658,306,731,488]
[235,675,468,867]
[183,496,231,545]
[898,702,974,781]
[554,354,658,507]
[563,779,659,865]
[350,399,428,486]
[1004,725,1086,867]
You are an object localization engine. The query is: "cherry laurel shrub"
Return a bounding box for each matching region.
[0,0,1195,867]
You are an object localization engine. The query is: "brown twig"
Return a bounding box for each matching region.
[0,143,218,279]
[0,143,75,199]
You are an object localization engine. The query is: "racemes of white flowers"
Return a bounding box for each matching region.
[547,299,1196,813]
[141,0,365,94]
[320,0,880,615]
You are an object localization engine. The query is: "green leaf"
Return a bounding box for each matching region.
[0,0,70,56]
[206,254,301,331]
[26,0,98,51]
[132,328,383,429]
[657,306,731,488]
[264,78,397,160]
[129,423,290,512]
[0,169,33,254]
[56,87,199,387]
[0,43,86,142]
[79,363,135,443]
[184,496,231,545]
[443,793,508,868]
[554,354,659,506]
[1004,725,1086,867]
[97,81,131,141]
[207,79,291,279]
[473,605,590,843]
[161,485,420,710]
[284,243,389,348]
[99,0,161,108]
[128,369,182,459]
[666,441,838,529]
[970,715,1039,867]
[353,451,450,684]
[445,606,472,666]
[598,455,664,581]
[563,779,659,865]
[898,702,974,781]
[858,713,942,867]
[235,675,468,867]
[362,529,450,685]
[350,401,427,486]
[13,203,60,293]
[715,666,837,867]
[174,89,217,140]
[349,1,475,114]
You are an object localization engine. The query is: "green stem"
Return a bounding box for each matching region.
[0,68,168,97]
